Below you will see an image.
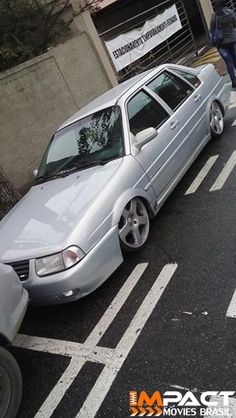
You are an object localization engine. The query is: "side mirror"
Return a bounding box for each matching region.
[134,127,157,151]
[33,169,38,179]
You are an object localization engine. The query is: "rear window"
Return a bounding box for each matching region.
[172,69,201,88]
[147,71,193,111]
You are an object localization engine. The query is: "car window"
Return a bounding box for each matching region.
[171,69,201,88]
[37,106,124,179]
[127,90,169,136]
[147,71,194,111]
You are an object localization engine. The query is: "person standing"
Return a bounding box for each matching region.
[210,0,236,87]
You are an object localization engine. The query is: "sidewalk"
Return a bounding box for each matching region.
[191,46,227,76]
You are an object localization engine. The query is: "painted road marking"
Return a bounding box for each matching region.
[35,358,82,418]
[15,262,147,418]
[204,395,236,418]
[192,48,220,68]
[210,151,236,192]
[15,263,178,418]
[85,262,148,346]
[229,91,236,109]
[232,119,236,127]
[226,289,236,318]
[185,155,219,195]
[76,263,178,418]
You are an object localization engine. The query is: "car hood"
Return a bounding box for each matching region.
[0,159,123,262]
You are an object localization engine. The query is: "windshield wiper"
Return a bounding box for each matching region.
[35,172,69,184]
[69,159,110,169]
[55,159,112,173]
[36,159,111,184]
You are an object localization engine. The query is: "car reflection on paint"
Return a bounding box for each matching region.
[0,63,231,305]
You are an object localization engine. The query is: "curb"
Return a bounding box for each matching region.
[191,46,227,76]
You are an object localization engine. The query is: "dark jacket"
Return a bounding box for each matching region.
[210,7,236,45]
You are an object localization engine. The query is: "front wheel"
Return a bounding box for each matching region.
[210,101,224,138]
[118,198,150,252]
[0,347,22,418]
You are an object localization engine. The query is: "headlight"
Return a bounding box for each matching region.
[35,246,85,277]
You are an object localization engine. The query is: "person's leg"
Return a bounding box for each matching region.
[231,43,236,71]
[218,46,236,84]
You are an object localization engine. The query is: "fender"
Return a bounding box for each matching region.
[206,95,224,126]
[111,187,155,226]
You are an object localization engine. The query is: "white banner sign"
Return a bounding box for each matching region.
[105,4,182,72]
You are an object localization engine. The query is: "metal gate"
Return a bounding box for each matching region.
[211,0,236,10]
[98,0,199,82]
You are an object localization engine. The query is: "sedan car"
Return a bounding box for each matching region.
[0,263,28,417]
[0,63,231,305]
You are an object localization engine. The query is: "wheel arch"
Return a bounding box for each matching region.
[112,189,154,226]
[207,96,225,123]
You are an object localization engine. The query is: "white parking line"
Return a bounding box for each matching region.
[15,263,178,418]
[85,262,148,346]
[15,334,116,365]
[76,263,178,418]
[226,289,236,318]
[35,358,82,418]
[229,91,236,109]
[210,151,236,192]
[185,156,219,195]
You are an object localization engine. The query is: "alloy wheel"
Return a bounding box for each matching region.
[210,102,224,136]
[118,198,150,250]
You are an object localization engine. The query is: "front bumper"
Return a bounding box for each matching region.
[20,226,123,305]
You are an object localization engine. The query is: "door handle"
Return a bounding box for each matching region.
[170,120,179,130]
[194,94,202,102]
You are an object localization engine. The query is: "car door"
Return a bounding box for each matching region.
[127,86,191,200]
[147,69,208,157]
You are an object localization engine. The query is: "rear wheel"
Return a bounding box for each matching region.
[210,101,224,138]
[118,198,150,252]
[0,347,22,418]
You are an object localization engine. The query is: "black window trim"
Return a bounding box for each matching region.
[145,69,195,112]
[167,68,202,89]
[126,87,172,136]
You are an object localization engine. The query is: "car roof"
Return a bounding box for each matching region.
[57,63,198,131]
[58,68,157,130]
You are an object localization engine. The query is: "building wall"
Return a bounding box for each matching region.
[0,31,116,189]
[0,0,118,191]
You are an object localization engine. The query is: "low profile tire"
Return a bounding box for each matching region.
[0,347,22,418]
[210,101,224,138]
[118,197,150,252]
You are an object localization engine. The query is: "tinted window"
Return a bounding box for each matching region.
[172,69,201,87]
[147,72,194,111]
[128,90,169,136]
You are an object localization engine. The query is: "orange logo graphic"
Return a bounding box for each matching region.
[130,390,163,416]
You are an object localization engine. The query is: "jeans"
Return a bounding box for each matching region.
[218,43,236,82]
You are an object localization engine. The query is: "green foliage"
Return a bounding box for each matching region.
[0,0,71,71]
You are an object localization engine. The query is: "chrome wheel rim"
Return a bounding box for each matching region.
[210,102,224,135]
[0,366,11,417]
[118,198,149,249]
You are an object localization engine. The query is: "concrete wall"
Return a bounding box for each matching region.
[0,11,117,190]
[198,0,214,28]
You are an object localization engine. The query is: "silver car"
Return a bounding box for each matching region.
[0,263,28,417]
[0,63,231,305]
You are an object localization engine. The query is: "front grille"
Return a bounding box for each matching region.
[7,260,30,281]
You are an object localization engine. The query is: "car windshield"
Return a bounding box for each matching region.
[37,106,124,181]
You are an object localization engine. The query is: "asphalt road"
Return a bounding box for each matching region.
[11,91,236,418]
